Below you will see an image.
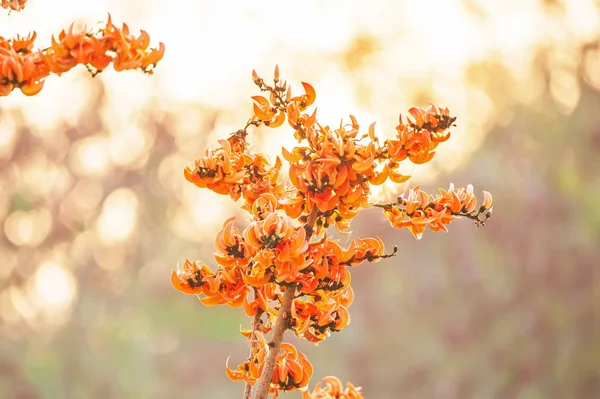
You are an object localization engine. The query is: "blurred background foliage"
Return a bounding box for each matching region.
[1,0,599,398]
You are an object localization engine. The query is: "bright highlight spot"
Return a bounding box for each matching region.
[96,188,139,243]
[33,261,77,311]
[70,136,110,176]
[3,208,52,246]
[190,193,226,226]
[109,125,150,169]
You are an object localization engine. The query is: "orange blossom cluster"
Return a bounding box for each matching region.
[171,192,390,336]
[1,0,25,12]
[171,189,391,396]
[302,376,363,399]
[184,133,285,213]
[248,69,459,235]
[226,331,312,397]
[0,15,165,96]
[379,183,493,240]
[172,67,492,397]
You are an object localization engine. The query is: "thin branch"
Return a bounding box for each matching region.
[243,305,264,399]
[371,199,493,227]
[252,284,296,399]
[340,245,398,266]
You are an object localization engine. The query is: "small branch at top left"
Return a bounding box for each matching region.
[0,14,165,96]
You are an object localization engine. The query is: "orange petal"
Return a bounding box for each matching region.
[482,190,493,209]
[282,147,303,163]
[369,167,388,185]
[253,102,273,120]
[387,166,411,184]
[20,79,44,96]
[267,111,285,128]
[251,95,270,107]
[301,82,316,106]
[200,295,226,306]
[408,107,424,128]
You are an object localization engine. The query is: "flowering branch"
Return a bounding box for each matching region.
[372,184,493,239]
[1,0,26,12]
[170,66,493,398]
[0,14,165,96]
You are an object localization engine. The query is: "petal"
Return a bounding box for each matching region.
[301,82,316,106]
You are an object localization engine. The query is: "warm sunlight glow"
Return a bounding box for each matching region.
[70,136,111,176]
[33,261,77,311]
[109,125,151,169]
[96,188,139,243]
[2,0,598,195]
[0,117,17,159]
[0,1,597,397]
[3,208,52,246]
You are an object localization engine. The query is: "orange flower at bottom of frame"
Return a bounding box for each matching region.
[1,0,26,11]
[303,376,363,399]
[226,332,312,396]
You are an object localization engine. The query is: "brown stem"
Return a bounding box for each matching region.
[243,378,253,399]
[303,207,319,238]
[252,208,318,399]
[243,306,264,399]
[252,285,296,399]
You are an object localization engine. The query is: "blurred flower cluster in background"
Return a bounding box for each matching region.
[1,0,598,397]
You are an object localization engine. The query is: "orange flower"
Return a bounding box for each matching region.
[227,333,312,396]
[244,211,295,249]
[243,209,310,284]
[175,67,492,398]
[4,32,35,53]
[387,105,454,165]
[303,376,363,399]
[0,32,49,96]
[408,104,455,136]
[289,82,316,111]
[226,330,269,385]
[242,285,271,317]
[184,133,285,213]
[299,238,347,292]
[214,217,254,268]
[184,137,250,199]
[382,184,493,239]
[250,193,279,220]
[241,154,285,213]
[249,65,316,133]
[282,116,389,232]
[170,259,213,295]
[1,15,164,96]
[343,236,386,265]
[272,343,312,393]
[1,0,26,12]
[252,95,278,121]
[171,253,250,308]
[289,290,352,343]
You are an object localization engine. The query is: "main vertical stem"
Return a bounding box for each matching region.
[252,285,297,399]
[252,208,318,399]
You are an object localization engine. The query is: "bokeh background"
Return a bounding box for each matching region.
[1,0,599,398]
